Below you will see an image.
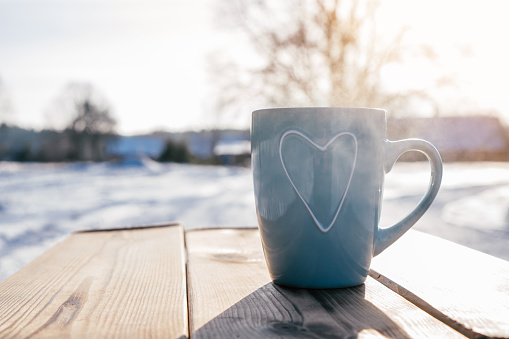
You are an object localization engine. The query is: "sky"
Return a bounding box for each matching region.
[1,0,509,135]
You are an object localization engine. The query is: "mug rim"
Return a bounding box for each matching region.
[252,107,387,115]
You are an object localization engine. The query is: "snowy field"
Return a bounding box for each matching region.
[1,160,509,281]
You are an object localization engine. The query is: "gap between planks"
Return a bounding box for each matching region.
[185,228,466,338]
[371,230,509,339]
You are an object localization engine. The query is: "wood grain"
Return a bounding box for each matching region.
[0,224,188,339]
[186,228,465,338]
[371,230,509,339]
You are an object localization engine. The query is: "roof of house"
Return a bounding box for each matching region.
[388,116,508,152]
[214,140,251,156]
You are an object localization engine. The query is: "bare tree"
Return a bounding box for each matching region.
[209,0,442,118]
[47,82,117,161]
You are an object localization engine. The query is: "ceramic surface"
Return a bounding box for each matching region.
[251,107,442,288]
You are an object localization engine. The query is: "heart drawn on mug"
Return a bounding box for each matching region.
[279,130,358,233]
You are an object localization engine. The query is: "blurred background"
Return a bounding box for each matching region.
[1,0,509,280]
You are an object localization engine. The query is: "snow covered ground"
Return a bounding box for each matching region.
[1,159,509,281]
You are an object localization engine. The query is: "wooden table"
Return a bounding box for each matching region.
[0,223,508,338]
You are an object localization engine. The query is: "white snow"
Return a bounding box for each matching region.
[442,186,509,232]
[1,160,509,281]
[0,160,258,280]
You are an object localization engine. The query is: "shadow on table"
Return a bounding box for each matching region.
[193,282,411,338]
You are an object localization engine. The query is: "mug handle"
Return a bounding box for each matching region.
[373,139,443,256]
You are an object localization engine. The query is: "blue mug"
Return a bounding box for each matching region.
[251,107,442,288]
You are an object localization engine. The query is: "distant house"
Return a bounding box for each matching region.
[388,116,509,161]
[186,132,215,159]
[106,135,165,160]
[184,129,251,165]
[106,130,252,166]
[214,139,251,166]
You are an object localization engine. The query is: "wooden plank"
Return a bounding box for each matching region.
[186,228,465,338]
[371,230,509,339]
[0,224,187,339]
